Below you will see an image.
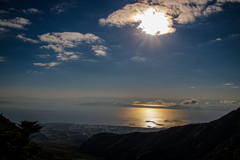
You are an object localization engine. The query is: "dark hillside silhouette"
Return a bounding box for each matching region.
[17,120,43,137]
[0,114,105,160]
[0,114,54,160]
[79,108,240,160]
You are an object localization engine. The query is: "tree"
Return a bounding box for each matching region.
[17,120,43,137]
[1,115,54,160]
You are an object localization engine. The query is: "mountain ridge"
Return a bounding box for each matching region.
[79,108,240,160]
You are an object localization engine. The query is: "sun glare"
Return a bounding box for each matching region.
[132,104,167,107]
[134,8,174,35]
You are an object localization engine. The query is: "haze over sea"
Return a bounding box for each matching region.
[1,96,238,128]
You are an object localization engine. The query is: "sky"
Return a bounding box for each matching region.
[0,0,240,108]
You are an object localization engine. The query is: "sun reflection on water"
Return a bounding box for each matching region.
[132,104,167,107]
[116,107,189,128]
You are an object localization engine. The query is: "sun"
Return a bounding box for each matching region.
[134,8,174,36]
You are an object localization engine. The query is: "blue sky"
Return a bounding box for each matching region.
[0,0,240,106]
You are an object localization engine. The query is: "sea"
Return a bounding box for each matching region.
[0,104,234,128]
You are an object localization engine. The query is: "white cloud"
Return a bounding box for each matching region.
[146,100,177,106]
[22,8,42,14]
[217,0,240,3]
[33,62,60,67]
[211,38,222,42]
[56,52,80,61]
[0,27,9,33]
[16,34,40,43]
[0,56,5,62]
[56,54,68,61]
[69,55,78,59]
[40,44,64,53]
[50,1,75,14]
[133,101,140,104]
[0,17,31,29]
[92,45,108,56]
[202,5,223,16]
[51,2,68,14]
[231,86,239,88]
[48,62,60,67]
[174,4,205,24]
[64,52,74,55]
[26,70,43,74]
[99,3,150,27]
[181,98,199,105]
[82,59,97,62]
[85,33,104,43]
[40,44,79,61]
[205,102,210,104]
[38,32,102,48]
[220,100,237,104]
[131,56,146,61]
[33,63,47,67]
[99,0,240,34]
[99,3,175,35]
[0,10,9,14]
[37,32,106,65]
[146,101,155,105]
[223,83,234,85]
[156,100,177,106]
[37,54,51,58]
[231,34,239,38]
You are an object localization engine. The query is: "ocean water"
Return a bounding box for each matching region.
[0,105,232,128]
